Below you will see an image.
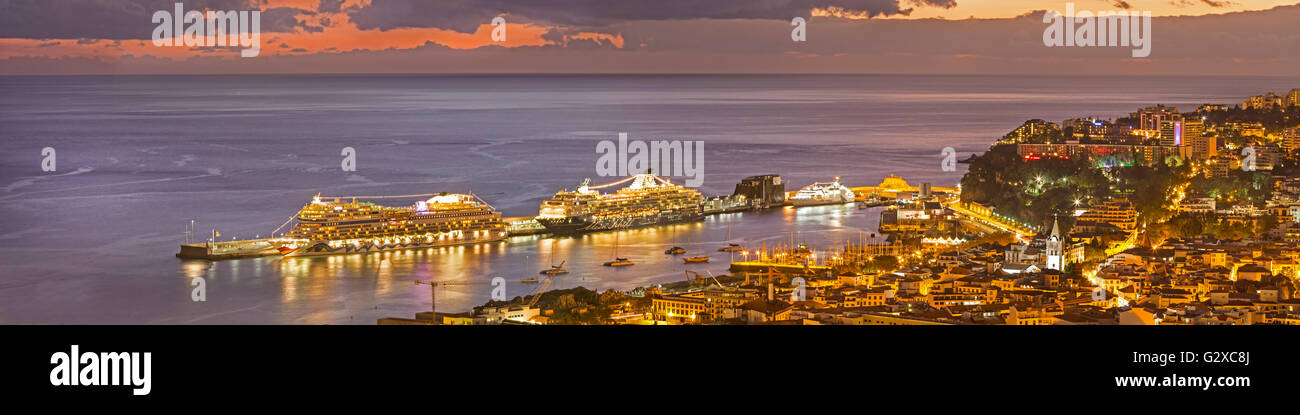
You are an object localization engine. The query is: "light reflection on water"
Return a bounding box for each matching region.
[183,204,885,323]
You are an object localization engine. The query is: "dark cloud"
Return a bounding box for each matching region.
[259,7,314,33]
[0,0,319,39]
[0,0,254,39]
[347,0,960,34]
[318,0,344,13]
[1112,1,1133,9]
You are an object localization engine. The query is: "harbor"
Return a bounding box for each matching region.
[168,172,979,322]
[176,174,955,262]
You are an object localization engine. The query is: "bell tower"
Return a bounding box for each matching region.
[1045,215,1064,271]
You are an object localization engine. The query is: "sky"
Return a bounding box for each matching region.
[0,0,1297,75]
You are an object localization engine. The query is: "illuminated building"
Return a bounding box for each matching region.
[1187,133,1217,161]
[1196,104,1229,113]
[1044,217,1064,271]
[1159,120,1183,146]
[1242,92,1283,110]
[651,294,709,323]
[651,286,759,323]
[1076,199,1138,232]
[732,174,785,208]
[1283,128,1300,156]
[1016,143,1188,167]
[1132,104,1181,131]
[998,119,1061,144]
[850,175,957,200]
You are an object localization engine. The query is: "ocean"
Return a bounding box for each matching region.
[1,74,1295,323]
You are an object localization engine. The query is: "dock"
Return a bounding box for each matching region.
[176,238,285,260]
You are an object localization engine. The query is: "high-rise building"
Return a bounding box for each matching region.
[1253,145,1280,171]
[1183,119,1204,140]
[1288,89,1300,108]
[1183,120,1214,160]
[1133,105,1181,131]
[1188,134,1217,161]
[1159,120,1183,147]
[1283,128,1300,156]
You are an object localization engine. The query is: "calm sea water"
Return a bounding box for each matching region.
[1,74,1296,323]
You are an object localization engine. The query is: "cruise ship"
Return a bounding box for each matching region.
[535,173,705,234]
[281,193,507,257]
[789,177,856,207]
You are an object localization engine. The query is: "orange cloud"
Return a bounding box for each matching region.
[0,5,620,61]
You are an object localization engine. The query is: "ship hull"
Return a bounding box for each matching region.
[536,210,702,235]
[285,231,508,257]
[790,195,852,207]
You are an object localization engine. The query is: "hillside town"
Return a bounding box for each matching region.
[384,88,1300,325]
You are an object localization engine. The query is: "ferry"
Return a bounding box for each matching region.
[789,177,855,207]
[536,173,705,234]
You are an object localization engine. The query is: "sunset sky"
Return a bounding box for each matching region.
[1,0,1296,75]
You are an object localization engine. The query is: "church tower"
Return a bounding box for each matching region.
[1045,216,1064,271]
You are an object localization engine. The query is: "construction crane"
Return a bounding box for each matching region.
[416,273,560,320]
[526,274,557,309]
[414,277,494,318]
[685,270,724,287]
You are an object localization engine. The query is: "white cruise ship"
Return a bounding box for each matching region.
[789,177,855,207]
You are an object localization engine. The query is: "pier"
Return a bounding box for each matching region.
[176,238,285,260]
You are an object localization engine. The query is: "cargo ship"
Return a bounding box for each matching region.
[789,177,855,207]
[535,173,705,234]
[281,193,507,257]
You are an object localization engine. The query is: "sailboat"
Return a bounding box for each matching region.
[539,240,569,275]
[521,256,540,282]
[665,225,686,255]
[603,233,634,267]
[682,254,709,264]
[683,233,709,263]
[718,217,743,252]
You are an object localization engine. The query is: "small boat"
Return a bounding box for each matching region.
[604,257,635,267]
[521,277,539,283]
[604,234,634,267]
[540,242,569,275]
[683,255,710,263]
[540,262,569,275]
[718,220,742,252]
[665,246,686,255]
